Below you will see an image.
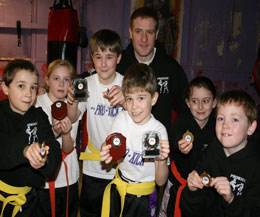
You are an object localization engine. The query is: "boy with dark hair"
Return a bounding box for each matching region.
[67,29,125,217]
[0,59,61,217]
[100,63,170,217]
[180,89,260,217]
[117,6,188,134]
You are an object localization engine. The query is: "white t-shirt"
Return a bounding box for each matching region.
[36,93,83,188]
[110,110,168,183]
[77,72,124,179]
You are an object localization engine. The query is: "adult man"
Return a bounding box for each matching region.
[117,6,188,133]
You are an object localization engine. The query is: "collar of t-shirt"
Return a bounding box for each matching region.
[139,48,156,65]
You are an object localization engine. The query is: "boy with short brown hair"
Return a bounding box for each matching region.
[67,29,125,217]
[180,90,260,217]
[0,59,61,217]
[100,63,170,217]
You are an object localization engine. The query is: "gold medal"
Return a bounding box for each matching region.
[200,172,211,187]
[182,130,194,143]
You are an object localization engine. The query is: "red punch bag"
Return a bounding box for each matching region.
[47,0,79,70]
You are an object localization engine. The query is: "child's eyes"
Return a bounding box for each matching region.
[31,85,38,91]
[18,84,24,89]
[232,118,239,122]
[126,98,132,102]
[138,97,144,101]
[216,117,224,121]
[64,78,71,83]
[191,99,198,104]
[203,99,210,103]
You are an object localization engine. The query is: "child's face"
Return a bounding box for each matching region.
[2,70,38,115]
[125,90,158,125]
[91,48,121,85]
[186,86,216,128]
[45,66,72,102]
[216,103,256,156]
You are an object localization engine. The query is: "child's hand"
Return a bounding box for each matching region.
[67,85,78,105]
[158,140,170,161]
[210,177,234,204]
[100,142,112,164]
[178,138,193,154]
[60,116,72,135]
[106,85,125,107]
[24,143,49,169]
[52,118,62,136]
[187,170,204,191]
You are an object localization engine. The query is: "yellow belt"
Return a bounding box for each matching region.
[101,167,155,217]
[0,180,31,217]
[79,138,101,161]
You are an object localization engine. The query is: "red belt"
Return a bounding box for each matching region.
[49,148,74,217]
[171,160,187,217]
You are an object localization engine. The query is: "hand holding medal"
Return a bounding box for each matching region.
[178,130,194,154]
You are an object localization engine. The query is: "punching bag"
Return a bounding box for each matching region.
[253,46,260,91]
[47,0,79,70]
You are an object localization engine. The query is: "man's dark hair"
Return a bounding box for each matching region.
[130,7,159,30]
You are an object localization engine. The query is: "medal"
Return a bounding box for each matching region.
[142,131,161,158]
[51,101,67,120]
[182,130,194,143]
[40,141,46,158]
[104,88,112,100]
[73,78,88,99]
[200,172,211,187]
[106,133,126,160]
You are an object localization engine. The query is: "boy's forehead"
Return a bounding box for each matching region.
[125,87,150,95]
[217,102,245,114]
[93,47,116,55]
[13,69,38,82]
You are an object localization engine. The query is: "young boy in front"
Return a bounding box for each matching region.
[100,63,170,217]
[180,90,260,217]
[67,29,125,217]
[0,59,61,217]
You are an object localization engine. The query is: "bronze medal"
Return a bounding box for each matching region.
[40,141,46,158]
[200,172,211,187]
[182,130,194,143]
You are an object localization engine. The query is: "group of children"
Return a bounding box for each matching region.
[1,20,260,217]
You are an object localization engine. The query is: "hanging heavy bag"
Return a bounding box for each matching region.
[47,0,79,70]
[253,45,260,91]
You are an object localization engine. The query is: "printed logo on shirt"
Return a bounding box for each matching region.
[202,143,209,151]
[125,148,144,166]
[26,122,39,144]
[92,104,122,117]
[157,77,169,94]
[229,174,246,196]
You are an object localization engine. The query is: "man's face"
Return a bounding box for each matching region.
[129,17,159,63]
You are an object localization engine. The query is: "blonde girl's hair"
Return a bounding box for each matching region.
[45,59,76,91]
